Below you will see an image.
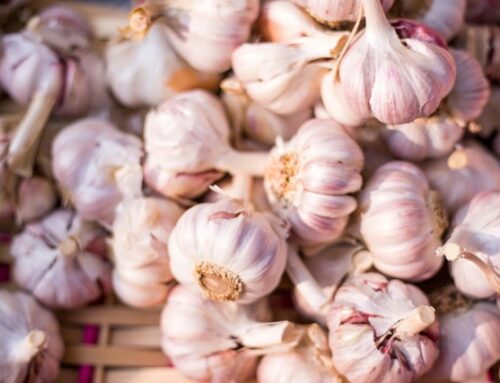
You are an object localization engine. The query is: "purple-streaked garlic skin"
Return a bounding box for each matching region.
[0,290,64,383]
[264,119,364,247]
[322,2,456,126]
[112,196,184,308]
[424,303,500,383]
[466,0,500,24]
[441,190,500,299]
[359,161,446,281]
[10,209,112,309]
[291,0,394,24]
[16,176,57,224]
[168,198,288,304]
[52,118,143,226]
[423,141,500,215]
[327,272,439,383]
[143,90,228,200]
[164,0,259,74]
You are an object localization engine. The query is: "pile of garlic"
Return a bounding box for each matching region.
[0,0,499,382]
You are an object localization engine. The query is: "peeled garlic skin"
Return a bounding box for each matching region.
[16,176,57,224]
[165,0,259,74]
[327,273,439,383]
[168,198,287,304]
[423,141,500,214]
[52,118,143,225]
[265,119,364,247]
[424,303,500,382]
[144,90,228,199]
[0,290,64,383]
[445,190,500,299]
[359,161,445,281]
[419,0,466,41]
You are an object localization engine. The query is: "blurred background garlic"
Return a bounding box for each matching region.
[112,196,184,308]
[438,190,500,299]
[10,209,112,309]
[327,272,439,383]
[423,141,500,214]
[359,161,447,281]
[169,198,288,304]
[161,285,301,383]
[52,118,143,226]
[0,289,64,383]
[466,0,500,24]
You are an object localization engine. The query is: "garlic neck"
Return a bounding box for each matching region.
[58,236,79,258]
[427,190,448,238]
[363,0,397,38]
[194,261,243,301]
[265,152,300,207]
[393,305,436,339]
[12,330,47,363]
[239,321,303,351]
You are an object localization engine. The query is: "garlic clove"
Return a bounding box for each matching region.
[112,271,170,308]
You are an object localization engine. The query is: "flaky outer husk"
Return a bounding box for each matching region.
[0,290,64,383]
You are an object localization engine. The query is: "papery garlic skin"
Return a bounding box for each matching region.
[11,209,112,309]
[112,197,184,308]
[52,118,143,226]
[327,272,440,383]
[169,198,288,304]
[423,141,500,214]
[424,303,500,383]
[16,176,57,224]
[360,161,446,281]
[0,290,64,383]
[164,0,259,74]
[264,119,364,247]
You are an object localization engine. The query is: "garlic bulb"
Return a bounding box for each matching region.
[16,176,57,224]
[264,119,364,246]
[466,0,500,24]
[144,90,268,200]
[292,0,394,24]
[52,118,143,226]
[106,22,219,108]
[437,190,500,299]
[423,141,500,214]
[11,209,112,309]
[161,285,301,383]
[327,272,440,383]
[163,0,259,74]
[169,198,288,304]
[232,34,347,115]
[424,303,500,383]
[359,161,447,281]
[112,196,184,308]
[0,289,64,383]
[322,0,456,126]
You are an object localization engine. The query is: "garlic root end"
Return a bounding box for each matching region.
[393,305,435,338]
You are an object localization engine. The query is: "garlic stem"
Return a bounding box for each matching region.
[447,148,468,169]
[393,305,436,338]
[230,174,254,207]
[14,330,47,362]
[193,260,243,302]
[286,246,329,312]
[7,90,57,177]
[58,237,79,258]
[215,149,269,177]
[239,321,303,350]
[363,0,397,38]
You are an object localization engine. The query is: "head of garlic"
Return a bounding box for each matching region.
[322,0,456,126]
[112,196,184,308]
[360,161,447,281]
[423,141,500,214]
[16,176,57,224]
[10,209,112,309]
[52,118,143,226]
[437,190,500,299]
[169,197,288,304]
[163,0,259,74]
[327,272,440,383]
[161,284,300,383]
[0,289,64,383]
[264,119,364,247]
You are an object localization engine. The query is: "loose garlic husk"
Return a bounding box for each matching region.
[232,34,348,115]
[161,285,301,383]
[0,289,64,383]
[359,161,447,281]
[466,0,500,24]
[264,119,364,247]
[10,209,112,309]
[423,141,500,214]
[327,272,440,383]
[52,118,143,227]
[321,0,456,126]
[16,176,57,224]
[162,0,259,74]
[169,197,288,304]
[437,190,500,299]
[112,196,184,308]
